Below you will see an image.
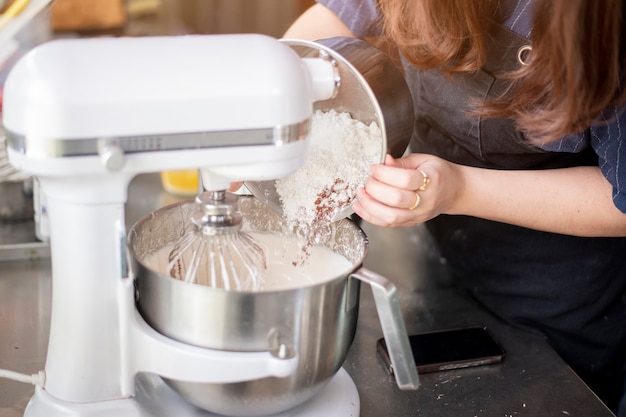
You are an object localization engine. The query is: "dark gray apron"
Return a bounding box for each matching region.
[405,20,626,410]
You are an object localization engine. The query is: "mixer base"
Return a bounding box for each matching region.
[23,368,360,417]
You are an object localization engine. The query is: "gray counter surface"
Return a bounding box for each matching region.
[0,174,615,417]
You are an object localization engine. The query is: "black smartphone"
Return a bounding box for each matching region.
[376,326,505,375]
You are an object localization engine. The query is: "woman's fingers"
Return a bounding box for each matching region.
[354,153,460,227]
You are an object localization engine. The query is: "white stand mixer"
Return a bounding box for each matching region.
[3,34,359,416]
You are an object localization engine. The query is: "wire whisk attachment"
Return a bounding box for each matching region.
[166,190,266,291]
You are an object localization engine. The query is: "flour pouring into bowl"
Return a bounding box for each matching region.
[276,109,383,228]
[270,109,383,266]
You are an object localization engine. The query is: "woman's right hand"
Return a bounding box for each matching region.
[353,153,466,227]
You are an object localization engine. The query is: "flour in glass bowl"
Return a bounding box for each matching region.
[276,109,383,229]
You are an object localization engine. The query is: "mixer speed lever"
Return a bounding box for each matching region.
[98,139,126,172]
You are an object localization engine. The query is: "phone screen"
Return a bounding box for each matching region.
[377,326,505,374]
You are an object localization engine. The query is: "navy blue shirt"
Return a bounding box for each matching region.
[317,0,626,213]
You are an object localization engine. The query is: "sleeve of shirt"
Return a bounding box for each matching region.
[315,0,383,38]
[590,104,626,213]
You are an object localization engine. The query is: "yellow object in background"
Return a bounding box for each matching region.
[0,0,31,31]
[160,170,199,197]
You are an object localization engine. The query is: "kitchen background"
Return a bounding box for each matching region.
[50,0,315,37]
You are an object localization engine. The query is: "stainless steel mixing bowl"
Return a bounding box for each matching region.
[246,36,414,221]
[128,196,418,416]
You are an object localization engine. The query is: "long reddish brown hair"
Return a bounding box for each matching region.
[378,0,626,143]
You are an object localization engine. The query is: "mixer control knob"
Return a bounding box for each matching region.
[98,139,126,172]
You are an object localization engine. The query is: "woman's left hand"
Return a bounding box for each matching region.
[353,153,464,227]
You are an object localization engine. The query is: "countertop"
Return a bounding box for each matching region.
[0,173,615,417]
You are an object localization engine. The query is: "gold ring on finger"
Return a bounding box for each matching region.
[418,170,430,192]
[408,192,421,210]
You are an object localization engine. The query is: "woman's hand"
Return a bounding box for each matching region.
[353,153,465,227]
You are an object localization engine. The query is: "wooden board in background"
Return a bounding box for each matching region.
[50,0,126,32]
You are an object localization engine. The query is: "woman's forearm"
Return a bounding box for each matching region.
[453,165,626,237]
